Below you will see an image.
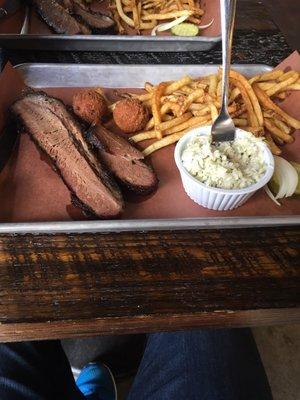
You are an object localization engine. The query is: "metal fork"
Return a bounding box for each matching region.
[211,0,237,143]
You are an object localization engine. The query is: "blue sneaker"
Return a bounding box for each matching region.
[76,362,117,400]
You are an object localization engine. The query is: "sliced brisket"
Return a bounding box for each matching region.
[71,0,115,31]
[30,0,91,34]
[12,92,124,218]
[88,125,158,194]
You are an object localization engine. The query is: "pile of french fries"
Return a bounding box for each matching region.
[111,0,204,34]
[125,69,300,156]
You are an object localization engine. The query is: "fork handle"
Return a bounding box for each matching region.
[220,0,237,112]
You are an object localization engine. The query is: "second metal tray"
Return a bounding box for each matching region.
[0,33,221,52]
[0,62,299,234]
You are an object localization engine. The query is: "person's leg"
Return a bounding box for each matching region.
[127,329,272,400]
[0,340,85,400]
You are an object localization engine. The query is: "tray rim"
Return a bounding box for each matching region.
[0,33,221,42]
[0,216,299,234]
[0,62,298,234]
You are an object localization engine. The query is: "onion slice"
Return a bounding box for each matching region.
[151,17,214,36]
[151,15,189,36]
[197,18,214,30]
[264,185,281,206]
[273,155,298,199]
[266,155,299,205]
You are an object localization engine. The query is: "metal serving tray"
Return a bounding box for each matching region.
[0,0,221,52]
[0,33,221,52]
[0,63,299,234]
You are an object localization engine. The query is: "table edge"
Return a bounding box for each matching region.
[1,308,299,343]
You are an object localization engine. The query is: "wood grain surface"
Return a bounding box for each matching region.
[0,227,299,342]
[0,0,299,342]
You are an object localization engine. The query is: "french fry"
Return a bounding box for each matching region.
[140,20,157,29]
[230,104,247,118]
[208,74,218,96]
[132,0,140,28]
[143,119,209,156]
[188,16,202,24]
[233,118,248,127]
[177,85,194,94]
[248,70,284,84]
[161,101,181,116]
[189,104,210,115]
[165,76,192,95]
[275,92,286,100]
[266,72,298,97]
[277,70,298,82]
[182,5,204,15]
[216,79,222,98]
[272,135,284,146]
[159,5,178,12]
[163,114,174,121]
[264,119,294,143]
[145,117,154,130]
[272,118,290,134]
[112,9,125,33]
[229,87,240,103]
[167,115,210,135]
[257,82,276,91]
[158,112,193,130]
[263,110,275,119]
[284,83,300,91]
[116,0,135,26]
[143,131,187,156]
[230,70,263,126]
[152,82,167,139]
[145,82,154,92]
[190,80,208,90]
[209,103,218,122]
[135,92,152,101]
[179,89,204,115]
[259,69,284,81]
[142,10,192,19]
[175,0,182,10]
[265,132,282,155]
[253,83,300,129]
[243,126,264,136]
[130,130,159,143]
[230,77,259,127]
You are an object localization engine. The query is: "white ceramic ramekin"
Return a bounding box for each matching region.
[174,126,274,211]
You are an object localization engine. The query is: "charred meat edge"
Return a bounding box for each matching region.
[72,1,115,31]
[30,0,91,34]
[86,125,158,195]
[11,92,124,218]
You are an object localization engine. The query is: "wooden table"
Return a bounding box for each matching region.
[0,0,299,343]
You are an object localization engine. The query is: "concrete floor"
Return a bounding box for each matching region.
[253,325,300,400]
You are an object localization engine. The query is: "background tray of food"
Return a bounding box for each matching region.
[0,0,220,52]
[0,60,299,234]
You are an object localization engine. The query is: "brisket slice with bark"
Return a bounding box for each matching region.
[12,92,124,218]
[30,0,91,34]
[87,125,158,195]
[71,0,115,31]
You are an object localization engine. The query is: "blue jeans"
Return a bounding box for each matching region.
[0,329,272,400]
